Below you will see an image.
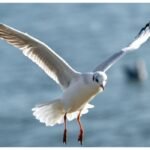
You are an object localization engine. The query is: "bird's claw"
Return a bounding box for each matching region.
[78,129,83,145]
[63,129,67,144]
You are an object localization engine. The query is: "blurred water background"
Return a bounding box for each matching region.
[0,3,150,147]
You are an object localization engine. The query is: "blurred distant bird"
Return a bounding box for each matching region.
[0,22,150,145]
[123,59,148,82]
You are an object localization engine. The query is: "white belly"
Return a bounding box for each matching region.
[62,80,102,113]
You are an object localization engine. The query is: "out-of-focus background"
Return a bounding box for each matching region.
[0,3,150,147]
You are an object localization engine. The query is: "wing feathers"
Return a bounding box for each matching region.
[0,24,78,89]
[122,22,150,52]
[94,22,150,72]
[93,51,125,72]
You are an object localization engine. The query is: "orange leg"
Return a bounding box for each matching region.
[77,111,84,145]
[63,113,67,144]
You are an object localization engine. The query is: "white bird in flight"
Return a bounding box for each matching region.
[0,22,150,145]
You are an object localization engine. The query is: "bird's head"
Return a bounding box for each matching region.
[92,71,107,91]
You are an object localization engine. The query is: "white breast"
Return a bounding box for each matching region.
[62,76,102,113]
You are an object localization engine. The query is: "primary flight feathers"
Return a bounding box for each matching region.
[0,24,78,89]
[94,22,150,72]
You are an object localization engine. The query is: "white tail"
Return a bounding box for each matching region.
[32,99,65,126]
[32,99,95,126]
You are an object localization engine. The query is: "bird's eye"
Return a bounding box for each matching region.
[93,75,99,83]
[95,78,99,83]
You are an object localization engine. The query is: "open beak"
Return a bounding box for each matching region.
[100,84,104,91]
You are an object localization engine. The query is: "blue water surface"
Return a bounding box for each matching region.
[0,3,150,147]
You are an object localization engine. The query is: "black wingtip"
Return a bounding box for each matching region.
[137,22,150,37]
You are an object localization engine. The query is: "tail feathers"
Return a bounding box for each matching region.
[32,100,94,126]
[32,99,65,126]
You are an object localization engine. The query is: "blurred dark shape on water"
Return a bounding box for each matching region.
[123,59,148,82]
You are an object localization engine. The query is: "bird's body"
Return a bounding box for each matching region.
[62,73,102,113]
[33,72,104,127]
[0,22,150,145]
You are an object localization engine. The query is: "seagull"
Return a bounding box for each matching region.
[0,22,150,145]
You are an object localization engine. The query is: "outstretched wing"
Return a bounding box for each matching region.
[94,22,150,72]
[0,24,79,89]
